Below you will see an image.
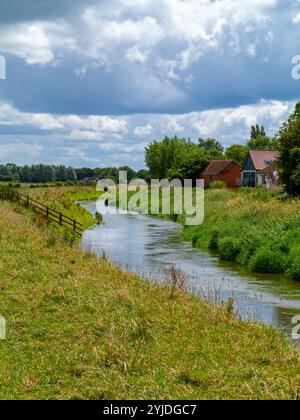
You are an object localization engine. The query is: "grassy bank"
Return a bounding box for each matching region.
[0,197,300,399]
[21,186,100,230]
[183,188,300,279]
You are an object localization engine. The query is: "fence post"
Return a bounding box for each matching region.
[73,220,76,232]
[26,196,30,208]
[59,213,63,225]
[46,207,49,220]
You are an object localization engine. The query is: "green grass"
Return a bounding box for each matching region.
[182,188,300,278]
[0,195,300,399]
[21,186,100,230]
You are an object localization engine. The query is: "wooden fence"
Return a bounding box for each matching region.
[0,188,84,236]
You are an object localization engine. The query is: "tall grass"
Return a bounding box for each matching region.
[183,188,300,279]
[0,198,300,399]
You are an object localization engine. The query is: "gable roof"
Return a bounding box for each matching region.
[202,160,240,176]
[249,150,279,171]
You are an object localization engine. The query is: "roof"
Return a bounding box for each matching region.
[202,160,241,176]
[249,150,279,171]
[258,162,278,174]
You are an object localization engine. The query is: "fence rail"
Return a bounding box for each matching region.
[0,188,84,236]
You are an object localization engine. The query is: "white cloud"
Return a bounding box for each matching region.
[293,13,300,24]
[0,102,128,140]
[0,98,295,166]
[0,21,76,65]
[0,0,282,74]
[134,124,153,136]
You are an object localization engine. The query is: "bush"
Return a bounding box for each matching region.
[249,247,288,274]
[209,181,227,189]
[218,237,241,261]
[209,229,220,250]
[287,257,300,281]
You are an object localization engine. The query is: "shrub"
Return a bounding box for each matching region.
[218,237,241,261]
[209,229,220,250]
[249,247,288,274]
[209,181,227,190]
[287,257,300,281]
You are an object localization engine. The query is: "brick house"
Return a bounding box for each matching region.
[201,160,242,188]
[242,150,279,187]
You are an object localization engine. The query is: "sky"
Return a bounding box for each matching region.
[0,0,300,169]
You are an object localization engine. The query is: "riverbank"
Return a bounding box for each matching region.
[182,188,300,280]
[0,191,300,399]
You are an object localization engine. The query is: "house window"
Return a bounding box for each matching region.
[264,160,273,166]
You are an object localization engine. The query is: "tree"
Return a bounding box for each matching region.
[198,138,224,160]
[250,124,266,140]
[225,144,249,166]
[247,135,278,150]
[119,166,137,181]
[145,137,209,181]
[247,125,279,150]
[75,167,95,180]
[277,102,300,196]
[136,169,150,181]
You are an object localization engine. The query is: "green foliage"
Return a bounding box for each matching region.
[225,144,249,166]
[182,189,300,277]
[209,180,227,189]
[277,102,300,196]
[250,124,266,140]
[145,136,209,180]
[218,237,241,261]
[287,255,300,281]
[249,248,288,274]
[198,138,224,160]
[247,124,279,150]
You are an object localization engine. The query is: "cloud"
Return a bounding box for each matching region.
[134,124,153,136]
[0,99,295,168]
[1,0,299,116]
[0,0,299,168]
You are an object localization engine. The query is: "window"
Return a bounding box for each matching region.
[264,160,273,166]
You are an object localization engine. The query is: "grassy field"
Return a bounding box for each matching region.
[0,189,300,399]
[183,188,300,279]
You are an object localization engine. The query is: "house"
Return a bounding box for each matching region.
[242,150,279,187]
[201,160,242,188]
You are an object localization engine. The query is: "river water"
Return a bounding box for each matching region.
[81,200,300,340]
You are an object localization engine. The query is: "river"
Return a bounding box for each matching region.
[81,200,300,341]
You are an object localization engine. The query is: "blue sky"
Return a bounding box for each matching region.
[0,0,300,169]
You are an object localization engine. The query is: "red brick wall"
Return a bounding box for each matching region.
[201,163,241,188]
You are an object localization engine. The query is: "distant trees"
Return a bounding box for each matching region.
[277,102,300,196]
[18,164,77,183]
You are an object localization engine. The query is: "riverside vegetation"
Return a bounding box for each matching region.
[182,188,300,280]
[0,186,300,399]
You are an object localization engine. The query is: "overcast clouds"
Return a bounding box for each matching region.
[0,0,300,168]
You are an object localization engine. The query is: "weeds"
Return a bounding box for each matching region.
[165,264,188,299]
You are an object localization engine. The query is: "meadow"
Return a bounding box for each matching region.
[0,186,300,399]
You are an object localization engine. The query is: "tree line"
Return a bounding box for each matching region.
[0,163,149,184]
